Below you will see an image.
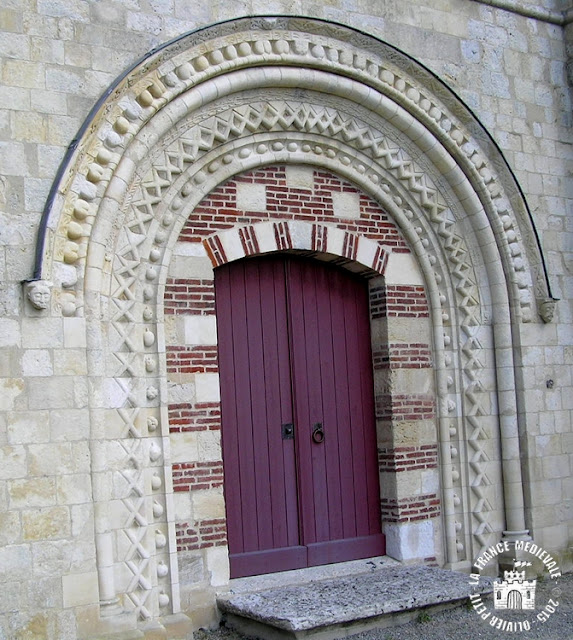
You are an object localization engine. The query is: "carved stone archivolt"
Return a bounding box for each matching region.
[35,17,543,629]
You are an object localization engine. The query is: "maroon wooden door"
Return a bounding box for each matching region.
[215,255,384,578]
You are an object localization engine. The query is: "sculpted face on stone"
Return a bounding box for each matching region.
[25,280,52,310]
[539,298,557,324]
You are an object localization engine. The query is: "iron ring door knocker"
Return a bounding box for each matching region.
[312,422,325,444]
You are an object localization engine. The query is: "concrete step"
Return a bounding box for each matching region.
[216,560,493,640]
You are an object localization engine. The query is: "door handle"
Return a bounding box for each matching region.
[312,422,324,444]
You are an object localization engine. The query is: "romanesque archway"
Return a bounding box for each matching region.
[32,16,552,634]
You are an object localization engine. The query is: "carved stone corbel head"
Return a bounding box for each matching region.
[24,279,53,311]
[538,297,558,323]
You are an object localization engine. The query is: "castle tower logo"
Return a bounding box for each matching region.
[468,540,562,633]
[493,561,536,610]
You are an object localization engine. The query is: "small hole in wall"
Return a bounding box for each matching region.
[546,379,554,389]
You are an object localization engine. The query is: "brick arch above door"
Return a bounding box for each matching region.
[165,165,443,587]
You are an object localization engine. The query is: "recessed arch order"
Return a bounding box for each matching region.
[35,16,552,628]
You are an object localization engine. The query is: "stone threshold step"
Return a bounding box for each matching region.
[217,563,492,640]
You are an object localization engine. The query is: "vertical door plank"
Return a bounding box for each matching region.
[355,283,382,535]
[259,258,298,549]
[243,260,273,550]
[314,263,344,542]
[329,268,358,540]
[343,277,370,536]
[214,266,244,555]
[286,259,317,545]
[228,263,259,552]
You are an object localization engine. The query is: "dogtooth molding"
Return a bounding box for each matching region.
[32,17,540,627]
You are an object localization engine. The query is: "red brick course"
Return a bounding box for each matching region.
[378,444,438,472]
[176,518,227,551]
[370,284,429,319]
[168,402,221,433]
[172,461,224,492]
[375,394,435,421]
[164,278,215,315]
[179,166,409,249]
[167,345,218,374]
[380,494,441,523]
[372,343,433,369]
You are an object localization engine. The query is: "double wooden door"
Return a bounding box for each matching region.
[215,255,384,578]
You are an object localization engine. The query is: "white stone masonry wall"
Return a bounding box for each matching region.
[0,1,571,639]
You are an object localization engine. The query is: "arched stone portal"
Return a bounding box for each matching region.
[33,16,552,636]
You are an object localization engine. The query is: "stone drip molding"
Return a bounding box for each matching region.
[40,17,552,323]
[34,17,541,629]
[471,0,573,26]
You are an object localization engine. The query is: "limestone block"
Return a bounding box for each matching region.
[50,408,90,441]
[384,519,436,562]
[0,318,20,347]
[53,349,88,376]
[395,469,424,498]
[530,479,563,507]
[191,487,225,520]
[236,182,266,212]
[45,66,85,93]
[0,378,24,411]
[30,89,67,115]
[288,220,313,251]
[285,165,314,190]
[9,477,56,509]
[537,524,569,552]
[12,112,48,143]
[31,540,80,577]
[23,177,52,212]
[21,349,53,377]
[27,442,79,476]
[22,506,71,541]
[57,473,92,505]
[421,469,439,495]
[254,222,277,253]
[169,255,214,280]
[384,252,425,286]
[170,431,199,464]
[205,545,230,587]
[196,429,222,462]
[535,434,562,456]
[0,544,32,582]
[174,490,193,522]
[184,315,217,346]
[62,317,87,348]
[71,503,93,538]
[21,318,64,349]
[390,368,435,396]
[391,420,437,448]
[0,580,26,615]
[542,454,570,480]
[0,511,21,545]
[168,381,195,405]
[0,31,29,59]
[195,373,220,403]
[7,410,50,444]
[27,576,63,610]
[0,445,27,480]
[217,228,243,263]
[28,377,75,410]
[331,190,360,219]
[62,571,99,607]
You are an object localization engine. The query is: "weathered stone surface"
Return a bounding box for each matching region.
[218,565,493,632]
[0,4,571,639]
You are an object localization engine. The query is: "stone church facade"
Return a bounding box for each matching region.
[0,2,571,639]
